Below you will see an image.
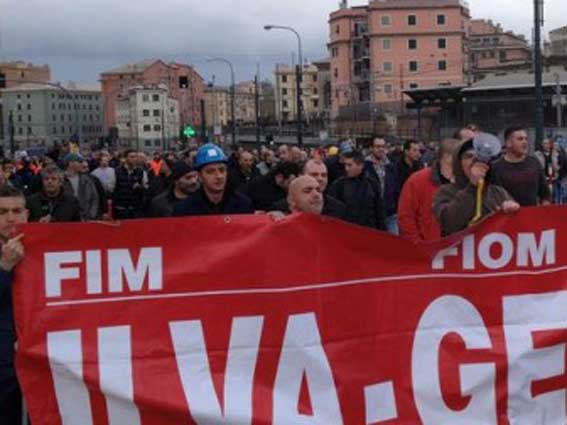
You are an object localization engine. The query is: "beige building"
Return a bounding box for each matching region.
[115,85,179,150]
[0,61,51,143]
[274,64,321,124]
[549,26,567,57]
[329,0,470,118]
[205,81,259,132]
[204,86,230,130]
[469,19,532,81]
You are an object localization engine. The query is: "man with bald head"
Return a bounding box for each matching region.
[270,159,346,219]
[287,176,324,215]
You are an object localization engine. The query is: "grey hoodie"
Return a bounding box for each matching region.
[433,139,512,236]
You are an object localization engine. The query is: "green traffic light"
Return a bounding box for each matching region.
[183,125,196,137]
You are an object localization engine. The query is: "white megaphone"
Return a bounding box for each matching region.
[473,132,502,163]
[469,133,502,226]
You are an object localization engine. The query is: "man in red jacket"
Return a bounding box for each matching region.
[398,138,457,243]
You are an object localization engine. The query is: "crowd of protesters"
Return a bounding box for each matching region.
[0,123,564,423]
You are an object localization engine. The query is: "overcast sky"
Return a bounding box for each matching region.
[0,0,564,85]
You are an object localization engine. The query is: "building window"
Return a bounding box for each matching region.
[438,60,447,71]
[384,84,393,94]
[283,100,289,108]
[142,94,149,102]
[17,115,22,122]
[143,125,151,132]
[53,127,57,134]
[27,104,31,110]
[332,47,339,57]
[17,104,22,111]
[408,15,417,26]
[154,140,161,147]
[380,15,392,27]
[27,127,32,135]
[335,25,340,34]
[334,68,338,78]
[438,38,447,49]
[154,125,161,131]
[143,110,150,117]
[282,75,288,83]
[144,140,152,147]
[409,61,419,72]
[282,88,288,96]
[152,94,160,102]
[153,110,160,117]
[313,75,317,82]
[437,14,446,25]
[28,115,32,122]
[382,39,392,50]
[408,39,418,50]
[409,83,419,89]
[383,61,393,73]
[18,127,23,135]
[499,51,507,61]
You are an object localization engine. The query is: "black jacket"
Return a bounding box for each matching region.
[240,175,286,211]
[173,188,254,216]
[149,189,184,218]
[0,269,17,398]
[228,166,260,192]
[270,194,347,220]
[26,190,81,222]
[328,174,386,230]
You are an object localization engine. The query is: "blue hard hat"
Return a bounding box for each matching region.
[194,143,227,170]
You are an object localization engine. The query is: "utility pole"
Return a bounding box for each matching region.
[255,74,260,145]
[200,99,206,142]
[553,73,564,128]
[8,110,14,156]
[534,0,545,147]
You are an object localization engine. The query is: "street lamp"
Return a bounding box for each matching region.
[533,0,544,148]
[264,24,304,147]
[206,57,236,146]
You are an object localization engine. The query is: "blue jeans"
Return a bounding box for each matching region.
[386,214,399,236]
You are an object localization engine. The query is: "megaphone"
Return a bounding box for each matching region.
[469,133,502,226]
[473,133,502,163]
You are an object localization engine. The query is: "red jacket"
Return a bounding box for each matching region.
[398,166,445,243]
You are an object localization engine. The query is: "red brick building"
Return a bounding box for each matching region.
[100,59,205,135]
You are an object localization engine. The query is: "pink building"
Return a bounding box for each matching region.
[100,59,205,134]
[469,20,532,80]
[329,0,470,117]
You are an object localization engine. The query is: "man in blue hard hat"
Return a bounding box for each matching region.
[173,144,254,216]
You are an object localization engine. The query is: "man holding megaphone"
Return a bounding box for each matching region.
[433,133,520,236]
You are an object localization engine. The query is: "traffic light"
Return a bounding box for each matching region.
[183,125,196,138]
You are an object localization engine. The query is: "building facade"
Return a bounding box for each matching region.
[274,64,321,124]
[115,85,179,150]
[100,59,204,136]
[469,19,532,81]
[549,26,567,57]
[328,0,470,118]
[0,61,51,142]
[1,82,103,150]
[204,86,230,130]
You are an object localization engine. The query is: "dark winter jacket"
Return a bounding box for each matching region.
[173,187,254,216]
[328,174,386,230]
[0,269,17,398]
[63,174,100,220]
[240,175,287,211]
[149,189,185,218]
[113,166,147,219]
[433,139,513,236]
[26,190,81,222]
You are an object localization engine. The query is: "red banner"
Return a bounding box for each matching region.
[12,208,567,424]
